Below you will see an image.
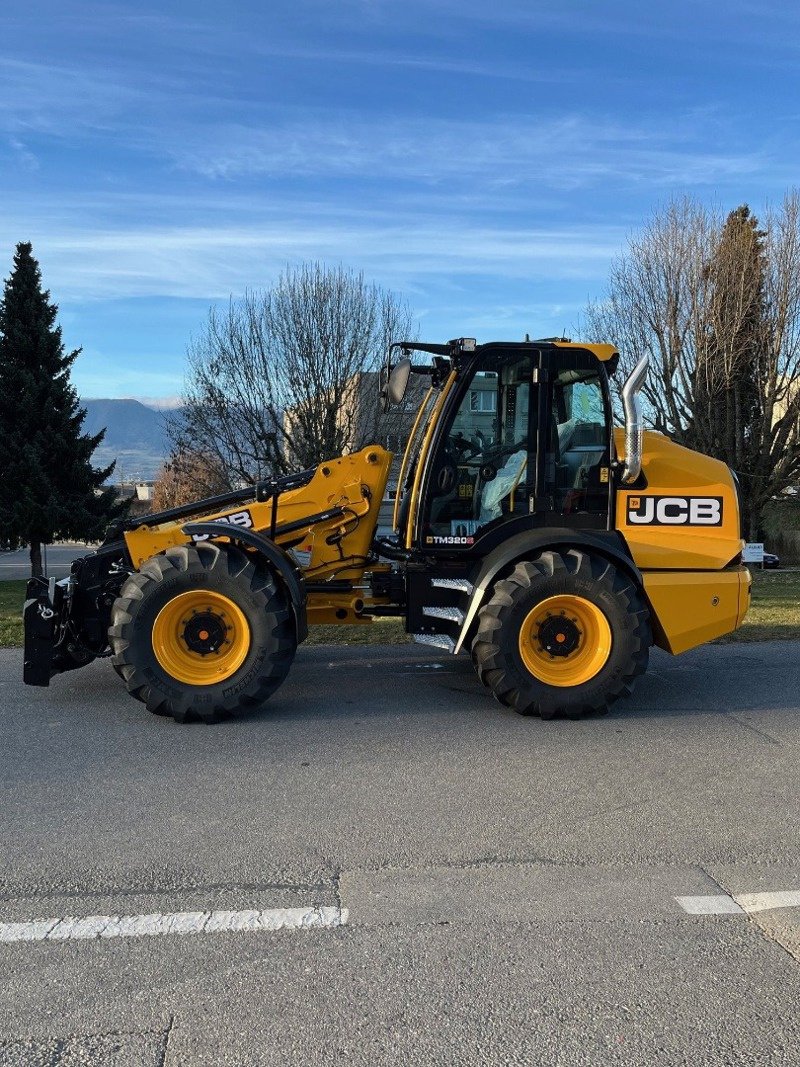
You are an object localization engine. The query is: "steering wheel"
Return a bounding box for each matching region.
[432,451,458,497]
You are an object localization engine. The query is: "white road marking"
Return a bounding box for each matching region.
[676,894,745,915]
[0,905,347,944]
[676,889,800,916]
[735,889,800,913]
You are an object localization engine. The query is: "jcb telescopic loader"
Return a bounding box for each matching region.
[23,338,750,722]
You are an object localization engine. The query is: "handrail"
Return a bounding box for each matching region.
[405,373,457,549]
[392,386,435,531]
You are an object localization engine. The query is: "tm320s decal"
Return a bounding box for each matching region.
[626,496,723,526]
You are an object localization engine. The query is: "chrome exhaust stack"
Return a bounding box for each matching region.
[620,354,649,485]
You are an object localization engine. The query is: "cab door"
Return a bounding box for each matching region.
[418,349,538,546]
[536,349,614,530]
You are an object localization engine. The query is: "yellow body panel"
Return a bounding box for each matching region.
[642,568,751,654]
[553,341,618,363]
[614,429,743,571]
[613,428,749,653]
[124,446,393,626]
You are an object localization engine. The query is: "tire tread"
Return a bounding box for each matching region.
[108,543,296,723]
[471,549,650,720]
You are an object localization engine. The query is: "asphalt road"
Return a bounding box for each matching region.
[1,640,799,1066]
[0,545,92,582]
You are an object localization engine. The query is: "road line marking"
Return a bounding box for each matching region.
[0,906,347,944]
[0,918,61,941]
[734,889,800,913]
[676,889,800,915]
[676,894,745,915]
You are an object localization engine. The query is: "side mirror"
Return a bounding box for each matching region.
[382,357,412,409]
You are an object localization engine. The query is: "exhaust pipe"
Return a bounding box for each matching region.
[620,354,649,485]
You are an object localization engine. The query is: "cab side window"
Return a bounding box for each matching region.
[545,370,609,517]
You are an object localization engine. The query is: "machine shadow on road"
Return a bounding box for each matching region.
[9,639,797,731]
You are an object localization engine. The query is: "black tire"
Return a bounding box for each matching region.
[109,543,296,723]
[111,657,147,706]
[471,549,651,720]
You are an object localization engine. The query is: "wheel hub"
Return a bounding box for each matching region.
[152,589,251,686]
[518,594,613,688]
[182,611,229,656]
[537,613,582,658]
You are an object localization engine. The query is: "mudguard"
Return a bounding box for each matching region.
[454,528,642,653]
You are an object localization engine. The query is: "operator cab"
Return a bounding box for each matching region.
[384,338,620,556]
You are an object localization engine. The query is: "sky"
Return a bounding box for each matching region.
[1,0,799,403]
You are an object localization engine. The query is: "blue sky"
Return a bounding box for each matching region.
[1,0,799,402]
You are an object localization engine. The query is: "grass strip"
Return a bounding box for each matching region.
[0,580,26,648]
[718,568,800,643]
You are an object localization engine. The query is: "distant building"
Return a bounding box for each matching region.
[774,378,800,495]
[103,479,155,501]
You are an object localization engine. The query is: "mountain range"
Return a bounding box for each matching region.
[81,399,176,482]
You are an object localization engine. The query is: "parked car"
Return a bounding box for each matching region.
[763,551,780,569]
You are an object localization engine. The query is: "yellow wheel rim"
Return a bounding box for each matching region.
[152,590,251,686]
[518,594,612,688]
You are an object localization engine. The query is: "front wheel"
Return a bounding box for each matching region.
[471,549,651,719]
[109,543,296,723]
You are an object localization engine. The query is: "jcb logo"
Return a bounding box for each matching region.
[191,509,254,541]
[627,496,723,526]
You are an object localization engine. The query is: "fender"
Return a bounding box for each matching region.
[182,522,308,642]
[454,528,642,654]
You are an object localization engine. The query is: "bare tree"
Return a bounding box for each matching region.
[152,450,230,510]
[583,193,800,538]
[170,264,416,485]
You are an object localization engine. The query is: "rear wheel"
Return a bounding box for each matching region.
[109,543,296,723]
[471,549,650,719]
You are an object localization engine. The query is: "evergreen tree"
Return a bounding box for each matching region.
[0,242,124,576]
[694,207,768,538]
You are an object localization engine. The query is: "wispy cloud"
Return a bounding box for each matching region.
[0,44,788,213]
[0,54,781,197]
[167,113,772,193]
[249,43,574,85]
[340,0,800,51]
[0,58,143,136]
[6,137,39,171]
[6,216,626,302]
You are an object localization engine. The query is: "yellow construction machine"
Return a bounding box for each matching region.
[23,337,750,722]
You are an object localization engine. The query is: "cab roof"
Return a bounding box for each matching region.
[393,337,619,365]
